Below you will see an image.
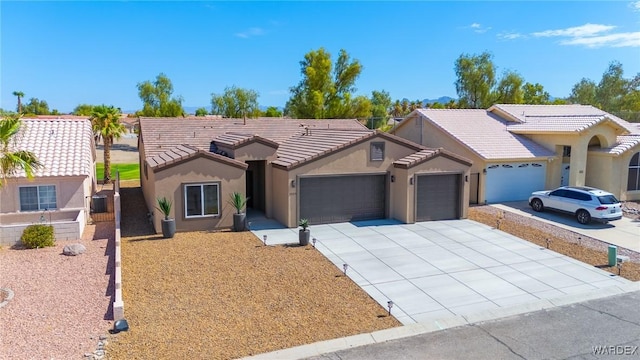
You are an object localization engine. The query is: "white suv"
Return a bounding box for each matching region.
[529,186,623,224]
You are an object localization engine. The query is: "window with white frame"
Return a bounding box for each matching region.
[19,185,57,211]
[184,183,220,218]
[628,152,640,191]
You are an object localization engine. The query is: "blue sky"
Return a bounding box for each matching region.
[1,1,639,113]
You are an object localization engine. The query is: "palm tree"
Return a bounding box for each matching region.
[12,91,24,114]
[0,115,42,187]
[90,105,125,184]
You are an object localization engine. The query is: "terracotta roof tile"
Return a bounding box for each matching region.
[213,132,279,149]
[413,109,555,160]
[593,135,640,155]
[7,119,94,178]
[507,116,606,133]
[147,144,247,170]
[393,148,473,168]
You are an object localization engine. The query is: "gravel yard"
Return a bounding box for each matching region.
[106,186,400,360]
[469,206,640,281]
[0,222,114,359]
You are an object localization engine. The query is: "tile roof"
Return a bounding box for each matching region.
[490,104,636,133]
[146,144,247,170]
[506,115,610,133]
[213,132,279,149]
[8,118,94,178]
[139,117,367,159]
[413,109,555,160]
[271,129,375,169]
[593,135,640,155]
[393,148,473,169]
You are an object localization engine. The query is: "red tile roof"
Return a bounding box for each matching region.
[394,148,473,168]
[147,144,247,171]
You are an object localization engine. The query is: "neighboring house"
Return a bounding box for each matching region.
[0,118,97,245]
[138,117,472,233]
[391,104,640,203]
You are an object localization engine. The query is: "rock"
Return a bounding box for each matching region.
[63,243,86,256]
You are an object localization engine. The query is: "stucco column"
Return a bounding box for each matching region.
[569,139,588,187]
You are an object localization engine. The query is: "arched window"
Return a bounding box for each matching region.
[628,152,640,191]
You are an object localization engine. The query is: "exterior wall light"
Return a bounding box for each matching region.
[291,180,296,188]
[390,175,395,183]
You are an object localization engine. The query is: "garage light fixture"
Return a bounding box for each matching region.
[390,175,395,183]
[465,175,468,182]
[291,180,296,188]
[483,168,487,174]
[409,177,414,185]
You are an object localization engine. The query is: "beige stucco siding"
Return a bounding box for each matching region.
[585,152,613,191]
[151,157,245,233]
[232,142,277,162]
[0,176,88,213]
[390,167,409,223]
[271,167,292,227]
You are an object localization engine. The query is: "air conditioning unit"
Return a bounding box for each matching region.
[92,195,107,213]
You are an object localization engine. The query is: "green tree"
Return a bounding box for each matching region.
[494,71,524,104]
[522,83,551,104]
[90,105,125,184]
[136,73,185,117]
[21,98,51,115]
[391,100,403,118]
[596,61,627,112]
[211,86,260,119]
[569,78,597,105]
[12,91,24,114]
[285,48,364,118]
[369,90,392,129]
[454,52,496,108]
[0,115,42,187]
[73,104,96,116]
[263,106,283,117]
[194,107,208,116]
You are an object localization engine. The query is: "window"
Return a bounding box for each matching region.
[19,185,57,211]
[370,142,385,161]
[562,146,572,157]
[628,152,640,191]
[598,195,619,205]
[184,183,220,218]
[549,189,567,198]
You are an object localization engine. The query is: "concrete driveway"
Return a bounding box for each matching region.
[492,201,640,252]
[251,218,630,326]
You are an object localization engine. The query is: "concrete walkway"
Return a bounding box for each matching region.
[492,201,640,252]
[250,217,631,327]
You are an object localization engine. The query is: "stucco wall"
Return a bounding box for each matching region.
[585,152,613,192]
[152,157,246,232]
[618,149,640,201]
[271,167,291,227]
[0,209,84,246]
[0,176,89,213]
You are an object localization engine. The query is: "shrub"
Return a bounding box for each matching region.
[20,224,55,249]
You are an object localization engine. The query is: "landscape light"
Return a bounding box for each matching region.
[312,237,317,248]
[263,235,267,246]
[387,300,394,316]
[546,238,551,249]
[343,263,348,275]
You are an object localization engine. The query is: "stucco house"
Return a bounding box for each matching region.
[0,118,97,245]
[138,117,472,233]
[391,104,640,203]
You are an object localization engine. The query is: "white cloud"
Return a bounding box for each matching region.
[532,23,615,38]
[498,32,524,40]
[235,27,265,38]
[560,32,640,48]
[631,1,640,11]
[467,23,491,34]
[529,23,638,48]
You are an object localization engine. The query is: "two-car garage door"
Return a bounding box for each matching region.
[485,162,546,203]
[299,175,386,225]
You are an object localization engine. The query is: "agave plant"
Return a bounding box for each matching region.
[299,218,309,231]
[156,196,172,220]
[228,192,248,214]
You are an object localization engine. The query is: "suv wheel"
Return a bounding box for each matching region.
[531,198,544,212]
[576,209,591,224]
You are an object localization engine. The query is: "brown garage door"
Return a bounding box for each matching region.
[300,175,386,225]
[416,174,460,221]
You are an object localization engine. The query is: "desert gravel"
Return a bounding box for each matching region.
[106,186,400,360]
[0,222,114,360]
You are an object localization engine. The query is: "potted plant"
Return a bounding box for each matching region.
[228,192,249,232]
[156,196,176,238]
[298,219,310,246]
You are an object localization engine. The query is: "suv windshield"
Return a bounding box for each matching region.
[597,195,619,204]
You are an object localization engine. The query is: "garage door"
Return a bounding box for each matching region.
[300,174,386,225]
[416,174,460,221]
[485,162,546,203]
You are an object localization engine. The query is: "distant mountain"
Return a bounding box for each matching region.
[423,96,455,105]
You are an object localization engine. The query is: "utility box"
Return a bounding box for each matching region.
[92,195,107,213]
[608,245,617,267]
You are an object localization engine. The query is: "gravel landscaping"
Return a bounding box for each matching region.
[105,185,400,360]
[468,206,640,281]
[0,222,114,359]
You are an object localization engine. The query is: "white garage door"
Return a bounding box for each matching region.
[485,162,546,203]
